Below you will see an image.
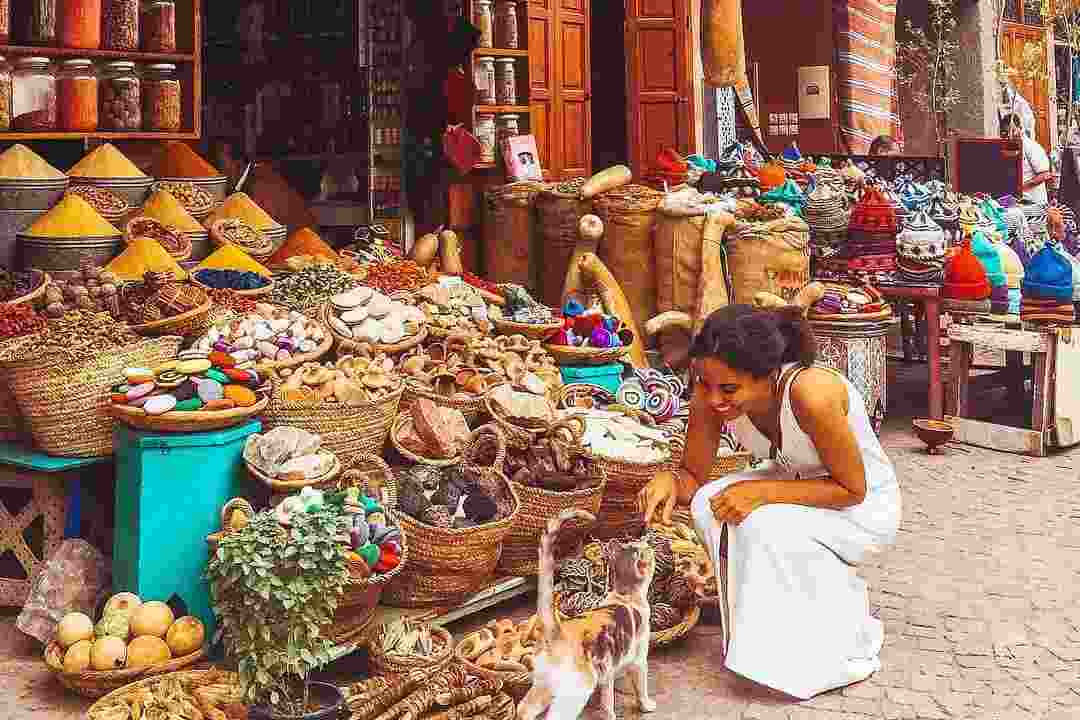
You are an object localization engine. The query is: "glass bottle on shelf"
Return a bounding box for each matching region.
[59,0,102,50]
[142,0,175,52]
[12,57,56,131]
[102,0,139,51]
[474,0,493,48]
[57,58,98,131]
[24,0,58,45]
[0,0,10,44]
[0,57,11,131]
[496,0,518,49]
[143,62,181,131]
[495,58,516,105]
[99,60,140,130]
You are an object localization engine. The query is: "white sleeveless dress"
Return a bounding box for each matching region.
[689,363,901,700]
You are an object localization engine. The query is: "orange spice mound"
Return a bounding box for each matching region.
[266,227,337,267]
[152,142,222,178]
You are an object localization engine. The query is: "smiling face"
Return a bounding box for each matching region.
[693,356,776,422]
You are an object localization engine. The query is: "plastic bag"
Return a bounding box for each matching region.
[16,539,109,645]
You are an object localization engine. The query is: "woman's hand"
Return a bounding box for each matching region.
[638,470,679,525]
[709,480,772,525]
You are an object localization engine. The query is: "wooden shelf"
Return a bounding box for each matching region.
[0,44,195,63]
[475,105,530,113]
[472,47,528,58]
[0,131,199,140]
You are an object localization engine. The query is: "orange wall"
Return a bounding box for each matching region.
[742,0,838,154]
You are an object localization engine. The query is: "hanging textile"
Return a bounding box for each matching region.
[833,0,901,154]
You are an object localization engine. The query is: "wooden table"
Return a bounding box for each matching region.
[878,284,944,419]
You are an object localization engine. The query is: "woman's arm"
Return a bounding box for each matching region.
[676,385,725,504]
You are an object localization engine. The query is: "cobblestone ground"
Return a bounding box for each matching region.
[2,363,1079,719]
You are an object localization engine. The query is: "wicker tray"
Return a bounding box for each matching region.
[369,624,454,677]
[383,476,520,608]
[454,632,532,701]
[559,383,616,409]
[86,669,239,715]
[2,270,49,306]
[543,343,629,366]
[128,299,212,339]
[401,379,487,425]
[321,303,429,356]
[254,323,334,372]
[44,640,207,699]
[246,450,342,492]
[109,395,268,433]
[492,317,563,341]
[190,275,275,298]
[390,413,462,467]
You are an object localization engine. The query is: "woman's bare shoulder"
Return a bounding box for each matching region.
[789,366,848,418]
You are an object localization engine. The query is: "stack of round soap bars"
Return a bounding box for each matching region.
[110,352,264,416]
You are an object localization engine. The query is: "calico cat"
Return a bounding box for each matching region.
[517,510,657,720]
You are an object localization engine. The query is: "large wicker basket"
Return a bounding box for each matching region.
[667,437,752,484]
[401,379,487,425]
[340,507,409,615]
[86,669,239,714]
[543,343,629,366]
[260,380,403,464]
[44,641,207,699]
[369,624,454,677]
[1,335,182,457]
[320,303,429,356]
[454,631,532,701]
[383,475,520,608]
[589,453,669,539]
[128,300,213,339]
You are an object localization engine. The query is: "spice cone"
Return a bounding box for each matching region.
[204,192,279,231]
[142,190,204,232]
[68,143,147,178]
[24,195,121,237]
[0,144,65,179]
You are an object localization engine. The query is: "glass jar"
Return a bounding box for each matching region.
[474,0,493,48]
[496,113,519,148]
[102,0,138,51]
[57,58,97,130]
[143,62,180,131]
[495,0,518,49]
[142,0,175,52]
[0,57,11,131]
[495,58,516,105]
[24,0,57,45]
[59,0,101,49]
[475,56,495,105]
[12,57,56,130]
[0,0,10,44]
[475,113,496,164]
[100,61,139,130]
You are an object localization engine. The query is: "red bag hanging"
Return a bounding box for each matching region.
[443,124,482,174]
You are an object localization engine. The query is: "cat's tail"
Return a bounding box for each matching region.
[539,509,596,645]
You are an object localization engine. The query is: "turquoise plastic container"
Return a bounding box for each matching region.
[559,363,625,395]
[111,421,260,637]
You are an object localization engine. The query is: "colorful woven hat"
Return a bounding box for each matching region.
[980,198,1010,241]
[781,142,802,173]
[759,179,804,216]
[897,178,931,211]
[971,231,1006,287]
[995,241,1025,289]
[897,210,947,262]
[1022,244,1074,302]
[848,186,898,233]
[942,237,991,300]
[1052,244,1080,302]
[804,182,847,231]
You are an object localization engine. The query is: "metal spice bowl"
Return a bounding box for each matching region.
[0,178,70,211]
[158,175,229,203]
[17,233,124,272]
[69,176,154,208]
[262,224,287,251]
[182,229,212,261]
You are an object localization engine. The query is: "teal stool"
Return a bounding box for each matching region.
[111,421,260,637]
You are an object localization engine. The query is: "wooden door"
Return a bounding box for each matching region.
[1002,22,1052,149]
[529,0,557,176]
[625,0,693,177]
[556,0,591,178]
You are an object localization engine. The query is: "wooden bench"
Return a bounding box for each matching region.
[945,324,1080,456]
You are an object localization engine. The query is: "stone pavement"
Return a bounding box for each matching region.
[3,362,1080,719]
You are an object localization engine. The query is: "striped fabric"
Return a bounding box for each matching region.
[833,0,901,154]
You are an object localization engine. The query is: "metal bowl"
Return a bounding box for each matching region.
[17,233,123,272]
[0,178,70,211]
[262,224,287,251]
[183,228,212,261]
[69,176,154,208]
[0,208,49,266]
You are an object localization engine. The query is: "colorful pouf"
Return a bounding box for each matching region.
[942,237,991,300]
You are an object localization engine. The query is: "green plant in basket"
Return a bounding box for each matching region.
[205,501,348,716]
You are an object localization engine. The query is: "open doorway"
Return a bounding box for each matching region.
[591,0,629,169]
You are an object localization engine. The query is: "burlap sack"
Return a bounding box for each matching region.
[655,212,708,317]
[482,181,548,288]
[594,185,664,330]
[702,0,747,88]
[725,216,810,305]
[535,189,592,308]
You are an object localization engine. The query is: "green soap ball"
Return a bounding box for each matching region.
[174,398,205,411]
[205,369,230,384]
[362,496,382,514]
[358,542,380,567]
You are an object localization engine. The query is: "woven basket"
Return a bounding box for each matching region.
[552,593,701,650]
[327,604,379,647]
[492,317,563,341]
[3,335,182,457]
[2,270,49,306]
[590,453,669,539]
[484,384,557,450]
[559,383,616,409]
[260,379,402,464]
[190,276,275,298]
[86,669,239,715]
[340,507,409,614]
[369,624,454,677]
[110,395,268,433]
[461,423,508,472]
[667,439,752,484]
[401,379,487,425]
[390,413,462,467]
[128,299,213,339]
[246,450,342,493]
[320,303,429,356]
[498,468,605,576]
[44,641,207,699]
[383,475,520,608]
[254,324,334,373]
[543,343,629,366]
[454,632,532,701]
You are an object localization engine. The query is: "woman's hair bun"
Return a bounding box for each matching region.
[689,304,817,377]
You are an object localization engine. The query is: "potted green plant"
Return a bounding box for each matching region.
[206,500,349,719]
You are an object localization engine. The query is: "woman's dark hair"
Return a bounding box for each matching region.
[868,135,895,156]
[689,304,817,377]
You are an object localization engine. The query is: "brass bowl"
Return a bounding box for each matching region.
[912,418,954,455]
